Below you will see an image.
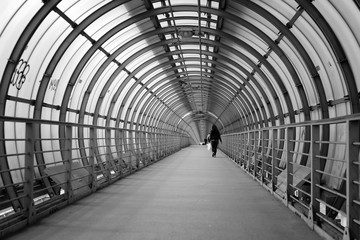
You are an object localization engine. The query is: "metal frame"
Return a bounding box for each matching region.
[222,113,360,240]
[0,115,190,238]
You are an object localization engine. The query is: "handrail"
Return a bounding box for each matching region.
[0,116,190,238]
[221,113,360,240]
[0,115,184,135]
[223,112,360,135]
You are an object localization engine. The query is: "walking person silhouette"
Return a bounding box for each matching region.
[208,124,222,157]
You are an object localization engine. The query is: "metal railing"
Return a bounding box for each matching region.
[221,114,360,240]
[0,116,190,237]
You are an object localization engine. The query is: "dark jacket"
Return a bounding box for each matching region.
[209,125,222,142]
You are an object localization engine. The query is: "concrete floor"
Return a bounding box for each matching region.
[6,145,324,240]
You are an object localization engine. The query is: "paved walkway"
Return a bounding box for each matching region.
[6,145,323,240]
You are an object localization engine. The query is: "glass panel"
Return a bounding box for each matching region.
[143,69,169,86]
[127,48,165,73]
[43,35,92,108]
[292,13,347,101]
[111,78,136,119]
[268,53,302,111]
[229,1,279,39]
[115,37,158,65]
[69,50,108,110]
[58,0,112,23]
[7,12,72,102]
[0,1,42,80]
[251,72,278,116]
[278,39,319,106]
[81,1,143,40]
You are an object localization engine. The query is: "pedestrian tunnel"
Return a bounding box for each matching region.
[1,1,360,239]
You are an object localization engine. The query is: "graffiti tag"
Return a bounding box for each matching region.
[11,59,30,90]
[48,78,59,91]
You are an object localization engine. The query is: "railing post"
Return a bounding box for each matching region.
[166,134,169,155]
[310,124,321,229]
[261,130,265,184]
[272,129,278,192]
[64,125,73,203]
[24,122,35,224]
[254,131,258,179]
[157,133,160,159]
[105,129,112,183]
[236,133,240,164]
[128,131,135,171]
[141,132,147,166]
[117,129,124,173]
[244,132,248,170]
[285,127,296,206]
[162,133,165,157]
[344,120,360,240]
[161,133,165,157]
[89,127,97,192]
[149,132,154,161]
[156,133,160,160]
[253,131,256,176]
[240,133,244,167]
[247,132,251,172]
[232,134,235,160]
[156,133,162,159]
[167,134,171,155]
[228,135,231,159]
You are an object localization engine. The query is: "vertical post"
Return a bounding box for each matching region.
[162,133,165,157]
[155,133,159,160]
[231,135,234,162]
[285,127,295,206]
[261,129,265,185]
[167,134,169,155]
[105,129,111,183]
[118,129,124,172]
[150,132,154,161]
[272,129,278,193]
[167,134,170,155]
[344,120,360,240]
[155,132,157,158]
[166,134,169,155]
[149,132,153,161]
[237,134,239,165]
[229,135,232,159]
[228,135,231,159]
[243,132,247,168]
[247,132,251,173]
[240,133,244,167]
[232,134,235,163]
[141,132,147,166]
[24,122,35,224]
[310,124,321,229]
[128,130,135,172]
[157,133,161,159]
[232,134,235,161]
[253,131,258,179]
[169,134,172,154]
[64,125,73,203]
[89,127,96,192]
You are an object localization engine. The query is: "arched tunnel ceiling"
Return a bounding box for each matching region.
[1,0,360,143]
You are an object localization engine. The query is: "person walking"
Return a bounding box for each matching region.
[208,124,222,157]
